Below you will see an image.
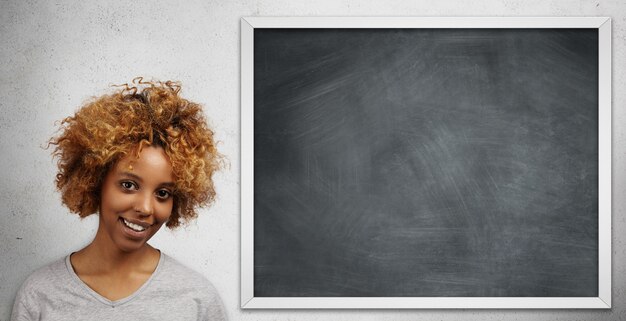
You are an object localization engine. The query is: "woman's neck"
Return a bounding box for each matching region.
[72,231,160,277]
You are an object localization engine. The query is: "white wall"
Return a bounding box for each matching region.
[1,0,624,320]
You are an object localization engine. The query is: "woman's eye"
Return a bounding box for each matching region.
[156,190,171,200]
[120,181,137,190]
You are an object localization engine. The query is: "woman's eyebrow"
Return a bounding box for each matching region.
[119,171,143,182]
[119,171,175,187]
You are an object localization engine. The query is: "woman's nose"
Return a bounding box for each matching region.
[135,192,154,216]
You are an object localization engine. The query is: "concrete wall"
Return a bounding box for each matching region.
[1,0,624,320]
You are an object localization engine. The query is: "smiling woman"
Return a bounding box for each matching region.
[98,146,175,255]
[10,78,227,320]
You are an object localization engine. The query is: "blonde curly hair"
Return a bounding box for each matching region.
[49,77,222,228]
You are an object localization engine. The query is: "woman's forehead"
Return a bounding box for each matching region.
[113,146,174,180]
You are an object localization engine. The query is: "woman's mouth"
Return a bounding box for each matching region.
[122,218,146,232]
[119,217,150,238]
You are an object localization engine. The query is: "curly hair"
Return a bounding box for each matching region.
[49,77,222,228]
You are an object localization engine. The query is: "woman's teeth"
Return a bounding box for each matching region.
[122,218,146,232]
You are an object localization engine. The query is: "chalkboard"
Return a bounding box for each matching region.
[242,17,611,309]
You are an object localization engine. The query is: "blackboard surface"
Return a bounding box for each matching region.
[253,29,598,297]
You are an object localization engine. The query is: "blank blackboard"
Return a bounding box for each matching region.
[252,28,599,298]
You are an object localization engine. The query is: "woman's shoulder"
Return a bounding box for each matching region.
[157,253,220,292]
[17,256,69,295]
[11,256,71,320]
[154,253,227,319]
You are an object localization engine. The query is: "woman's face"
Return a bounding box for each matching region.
[98,146,175,253]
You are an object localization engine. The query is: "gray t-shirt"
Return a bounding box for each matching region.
[11,252,227,321]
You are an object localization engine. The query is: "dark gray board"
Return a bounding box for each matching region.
[253,29,598,297]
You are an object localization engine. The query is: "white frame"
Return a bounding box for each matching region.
[241,17,612,309]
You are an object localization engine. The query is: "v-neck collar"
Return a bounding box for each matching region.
[65,250,165,307]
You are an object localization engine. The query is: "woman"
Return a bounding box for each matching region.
[11,78,227,320]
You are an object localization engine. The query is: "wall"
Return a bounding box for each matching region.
[1,0,624,320]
